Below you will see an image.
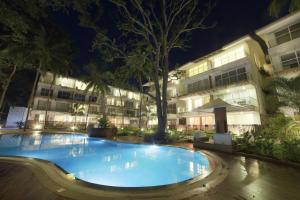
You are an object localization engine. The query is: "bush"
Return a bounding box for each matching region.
[233,114,300,163]
[166,130,184,143]
[117,126,141,136]
[98,117,111,128]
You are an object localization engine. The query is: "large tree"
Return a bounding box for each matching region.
[93,0,215,141]
[23,24,75,130]
[268,0,300,17]
[83,61,111,129]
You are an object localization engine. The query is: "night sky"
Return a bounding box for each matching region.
[52,0,284,70]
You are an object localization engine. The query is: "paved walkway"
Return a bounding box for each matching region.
[0,133,299,199]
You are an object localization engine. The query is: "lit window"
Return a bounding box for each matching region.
[188,62,208,77]
[213,46,246,68]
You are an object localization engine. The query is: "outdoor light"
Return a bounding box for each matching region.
[66,173,76,180]
[33,124,42,130]
[141,128,144,131]
[32,132,40,136]
[70,126,77,131]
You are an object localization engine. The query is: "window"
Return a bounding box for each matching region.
[126,110,136,117]
[281,51,300,69]
[89,96,97,102]
[187,78,210,93]
[40,88,53,97]
[57,91,72,99]
[55,102,70,112]
[215,66,247,87]
[213,47,246,68]
[290,22,300,39]
[179,118,186,125]
[275,28,290,45]
[89,106,98,114]
[274,22,300,46]
[74,93,86,102]
[37,100,50,110]
[167,104,177,114]
[124,101,134,108]
[188,62,208,77]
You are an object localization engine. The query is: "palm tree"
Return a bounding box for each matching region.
[0,34,32,111]
[23,24,74,130]
[269,76,300,112]
[83,61,111,129]
[123,49,151,129]
[71,103,85,130]
[268,0,300,17]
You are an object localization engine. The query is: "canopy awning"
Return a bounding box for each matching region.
[192,98,250,113]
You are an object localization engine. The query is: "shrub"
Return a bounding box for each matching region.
[117,126,141,136]
[166,130,184,143]
[233,114,300,163]
[98,117,110,128]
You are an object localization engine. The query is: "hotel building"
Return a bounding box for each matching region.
[5,12,299,132]
[26,72,144,130]
[146,11,300,134]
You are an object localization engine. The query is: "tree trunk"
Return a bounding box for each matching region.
[23,67,41,131]
[44,73,56,129]
[138,76,143,129]
[156,43,169,141]
[118,88,124,128]
[0,64,17,112]
[85,88,95,129]
[100,91,106,118]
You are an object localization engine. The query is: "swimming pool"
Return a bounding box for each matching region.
[0,133,211,187]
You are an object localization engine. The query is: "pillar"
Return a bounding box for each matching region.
[214,107,228,133]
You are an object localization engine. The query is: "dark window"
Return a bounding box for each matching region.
[37,100,50,110]
[167,104,177,114]
[74,93,86,102]
[274,22,300,45]
[179,118,186,125]
[57,91,71,99]
[40,88,53,97]
[126,110,136,117]
[290,22,300,39]
[275,28,290,45]
[187,78,210,93]
[281,52,299,69]
[125,101,134,108]
[55,102,71,112]
[89,96,97,102]
[89,106,98,114]
[215,66,247,87]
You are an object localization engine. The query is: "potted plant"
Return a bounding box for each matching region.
[87,117,117,139]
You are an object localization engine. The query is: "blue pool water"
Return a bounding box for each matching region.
[0,133,210,187]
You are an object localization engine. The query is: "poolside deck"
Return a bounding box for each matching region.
[0,132,300,199]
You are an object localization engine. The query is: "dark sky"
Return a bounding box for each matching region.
[52,0,282,70]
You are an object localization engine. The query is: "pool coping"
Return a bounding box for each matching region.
[0,133,229,199]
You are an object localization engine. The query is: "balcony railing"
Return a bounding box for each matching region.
[223,97,257,108]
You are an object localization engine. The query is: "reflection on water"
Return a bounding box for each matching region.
[0,133,210,187]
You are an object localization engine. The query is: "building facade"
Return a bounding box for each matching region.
[19,11,300,132]
[28,72,144,130]
[147,11,300,135]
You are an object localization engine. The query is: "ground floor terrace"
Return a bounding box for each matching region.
[166,110,261,135]
[0,132,299,200]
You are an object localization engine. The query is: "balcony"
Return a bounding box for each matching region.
[224,97,257,109]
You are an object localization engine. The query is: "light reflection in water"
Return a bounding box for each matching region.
[0,134,211,187]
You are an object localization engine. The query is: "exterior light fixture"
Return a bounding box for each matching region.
[66,173,76,180]
[33,124,42,130]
